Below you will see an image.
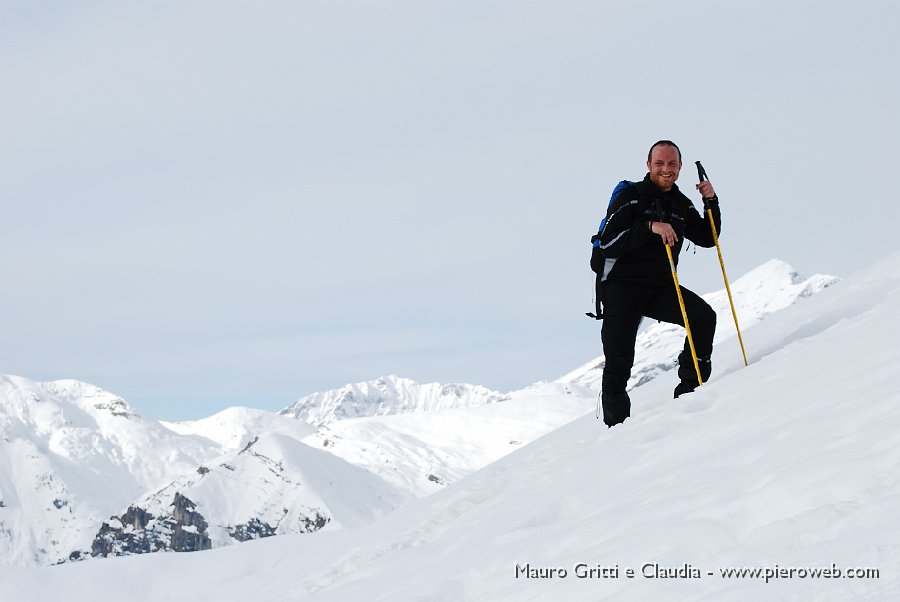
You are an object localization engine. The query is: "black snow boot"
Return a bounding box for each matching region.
[673,352,712,398]
[601,390,631,427]
[673,380,697,398]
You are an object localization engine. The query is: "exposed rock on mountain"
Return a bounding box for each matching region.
[74,432,401,560]
[90,493,211,558]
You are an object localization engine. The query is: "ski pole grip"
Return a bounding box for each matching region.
[696,161,713,209]
[695,160,708,182]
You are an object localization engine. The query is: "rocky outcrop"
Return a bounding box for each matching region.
[90,493,211,558]
[228,517,280,542]
[226,505,329,543]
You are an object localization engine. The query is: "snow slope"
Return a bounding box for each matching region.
[2,251,895,600]
[300,383,595,496]
[0,259,839,569]
[293,260,837,500]
[161,406,316,452]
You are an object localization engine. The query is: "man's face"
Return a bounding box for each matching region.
[647,145,682,191]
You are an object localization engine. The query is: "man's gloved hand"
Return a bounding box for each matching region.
[696,180,716,200]
[650,221,679,246]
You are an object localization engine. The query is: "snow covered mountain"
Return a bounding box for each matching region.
[300,383,595,497]
[161,406,316,452]
[0,377,221,566]
[2,252,896,599]
[280,375,508,426]
[0,259,839,569]
[83,432,408,560]
[0,381,406,567]
[558,258,838,391]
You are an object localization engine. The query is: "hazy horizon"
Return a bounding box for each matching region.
[2,0,897,420]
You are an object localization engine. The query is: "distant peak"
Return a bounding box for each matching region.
[281,375,505,426]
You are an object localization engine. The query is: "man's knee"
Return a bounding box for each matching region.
[705,303,717,330]
[694,300,716,330]
[689,300,717,352]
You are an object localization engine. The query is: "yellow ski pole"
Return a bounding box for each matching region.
[665,244,703,386]
[696,161,748,366]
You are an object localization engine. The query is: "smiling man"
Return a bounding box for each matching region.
[593,140,722,427]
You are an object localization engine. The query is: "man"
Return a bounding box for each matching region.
[595,140,721,427]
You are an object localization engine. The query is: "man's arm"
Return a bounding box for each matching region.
[684,195,722,248]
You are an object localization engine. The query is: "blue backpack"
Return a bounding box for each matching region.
[587,180,641,319]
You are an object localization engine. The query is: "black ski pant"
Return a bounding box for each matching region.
[600,279,716,426]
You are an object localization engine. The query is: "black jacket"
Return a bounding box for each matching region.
[597,173,722,287]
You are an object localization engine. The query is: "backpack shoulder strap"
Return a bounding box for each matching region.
[630,179,661,222]
[631,179,654,203]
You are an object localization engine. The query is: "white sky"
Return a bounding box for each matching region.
[2,0,898,420]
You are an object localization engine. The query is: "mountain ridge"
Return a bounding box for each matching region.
[280,375,508,427]
[2,252,895,599]
[0,258,839,567]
